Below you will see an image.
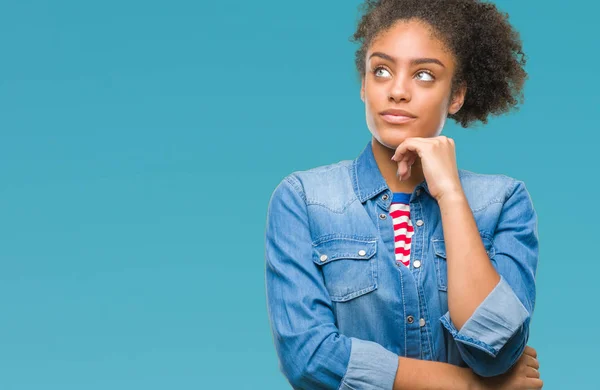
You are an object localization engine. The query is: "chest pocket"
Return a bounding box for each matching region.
[432,233,496,292]
[312,237,378,302]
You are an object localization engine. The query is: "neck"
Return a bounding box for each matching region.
[371,136,425,194]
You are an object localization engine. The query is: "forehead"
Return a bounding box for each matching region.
[368,19,455,66]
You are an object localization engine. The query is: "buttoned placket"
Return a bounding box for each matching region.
[378,186,431,359]
[408,190,434,361]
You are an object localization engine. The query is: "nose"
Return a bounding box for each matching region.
[388,74,411,103]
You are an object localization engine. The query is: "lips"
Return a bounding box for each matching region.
[380,110,416,124]
[380,109,416,117]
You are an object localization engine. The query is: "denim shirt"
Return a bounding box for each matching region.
[264,139,538,390]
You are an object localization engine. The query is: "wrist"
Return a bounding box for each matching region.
[436,190,467,207]
[466,370,485,390]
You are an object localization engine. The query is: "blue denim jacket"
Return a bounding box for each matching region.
[264,139,538,389]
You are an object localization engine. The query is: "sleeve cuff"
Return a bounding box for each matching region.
[338,337,399,390]
[440,275,530,357]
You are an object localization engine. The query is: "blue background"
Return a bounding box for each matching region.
[0,0,596,388]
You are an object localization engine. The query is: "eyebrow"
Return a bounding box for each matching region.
[368,52,446,68]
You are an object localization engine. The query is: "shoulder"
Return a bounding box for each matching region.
[287,159,352,182]
[271,159,356,209]
[284,159,354,193]
[458,168,531,212]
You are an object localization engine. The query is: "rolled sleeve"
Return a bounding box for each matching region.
[265,175,398,389]
[339,338,399,390]
[440,275,529,356]
[440,179,538,377]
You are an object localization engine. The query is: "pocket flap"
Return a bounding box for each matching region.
[432,239,447,259]
[312,237,377,266]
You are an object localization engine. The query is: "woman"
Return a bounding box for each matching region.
[265,1,542,389]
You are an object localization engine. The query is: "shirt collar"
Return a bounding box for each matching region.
[351,138,432,203]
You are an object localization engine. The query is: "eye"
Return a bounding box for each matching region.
[373,66,391,78]
[415,70,435,82]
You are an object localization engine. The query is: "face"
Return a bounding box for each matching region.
[360,18,466,149]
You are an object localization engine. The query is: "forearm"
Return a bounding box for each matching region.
[438,191,500,330]
[435,182,536,377]
[393,356,479,390]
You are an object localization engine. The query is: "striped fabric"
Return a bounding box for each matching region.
[390,192,414,267]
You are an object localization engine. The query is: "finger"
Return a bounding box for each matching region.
[398,152,410,180]
[524,345,537,358]
[397,160,405,180]
[396,154,407,177]
[391,138,421,161]
[398,152,416,180]
[524,378,544,389]
[397,160,404,179]
[402,159,412,181]
[525,355,540,370]
[407,153,417,168]
[391,144,405,162]
[525,366,540,379]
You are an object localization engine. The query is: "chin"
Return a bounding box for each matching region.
[372,132,405,151]
[377,127,414,146]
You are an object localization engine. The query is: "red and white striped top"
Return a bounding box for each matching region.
[390,192,414,267]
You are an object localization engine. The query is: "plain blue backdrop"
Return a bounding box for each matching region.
[0,0,597,388]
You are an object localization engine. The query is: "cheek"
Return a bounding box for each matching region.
[365,93,379,117]
[406,97,448,135]
[420,92,450,118]
[365,85,385,110]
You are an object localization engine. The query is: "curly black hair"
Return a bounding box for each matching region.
[350,0,527,128]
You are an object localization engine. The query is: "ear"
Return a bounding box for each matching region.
[360,77,365,102]
[448,82,467,115]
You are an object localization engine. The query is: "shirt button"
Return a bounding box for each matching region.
[382,194,389,201]
[407,315,414,324]
[379,213,387,219]
[358,249,366,256]
[320,254,328,262]
[416,219,424,226]
[413,260,421,268]
[419,318,426,327]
